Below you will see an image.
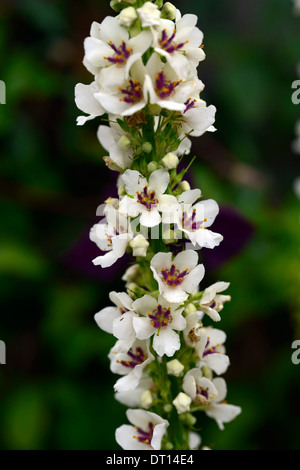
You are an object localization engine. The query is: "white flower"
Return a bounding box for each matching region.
[115,377,155,408]
[150,250,205,303]
[132,294,186,357]
[90,204,133,268]
[173,392,192,414]
[109,339,154,392]
[137,2,161,28]
[176,191,223,249]
[119,168,179,228]
[97,121,134,171]
[181,97,217,137]
[95,59,149,116]
[75,82,105,125]
[153,13,205,79]
[94,290,134,335]
[144,53,202,113]
[83,16,152,87]
[205,378,242,430]
[182,368,218,406]
[129,234,149,257]
[199,281,231,322]
[195,327,230,375]
[115,409,169,450]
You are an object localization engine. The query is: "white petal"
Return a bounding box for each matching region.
[206,404,242,430]
[133,316,155,340]
[203,354,230,375]
[100,16,128,44]
[113,312,137,340]
[178,189,201,205]
[181,264,205,293]
[161,285,188,303]
[75,82,104,116]
[140,208,161,228]
[115,424,149,450]
[194,199,219,227]
[173,249,199,271]
[92,251,118,268]
[132,295,158,316]
[149,169,169,195]
[195,229,223,249]
[153,328,180,357]
[94,307,119,334]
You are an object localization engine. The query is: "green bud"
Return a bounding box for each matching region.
[148,104,161,115]
[179,412,197,426]
[179,180,191,191]
[163,404,173,413]
[184,303,197,316]
[147,161,158,172]
[155,0,163,8]
[118,184,126,197]
[201,365,213,380]
[142,142,153,154]
[164,442,174,450]
[161,2,177,20]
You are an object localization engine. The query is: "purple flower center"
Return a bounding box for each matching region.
[136,185,158,211]
[147,303,172,329]
[159,29,188,54]
[182,209,207,231]
[183,98,198,114]
[202,339,220,357]
[119,79,143,104]
[105,225,125,247]
[155,71,182,99]
[196,386,209,400]
[133,421,154,445]
[161,263,189,287]
[104,40,132,65]
[117,346,147,369]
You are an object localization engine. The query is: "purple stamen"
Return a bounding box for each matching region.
[160,265,189,287]
[118,346,147,369]
[148,305,172,330]
[133,422,154,444]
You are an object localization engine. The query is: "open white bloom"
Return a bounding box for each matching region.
[95,59,149,116]
[83,16,152,86]
[153,13,205,79]
[205,378,242,430]
[115,409,169,450]
[137,2,161,27]
[199,282,231,322]
[150,250,205,303]
[119,168,179,227]
[75,82,106,125]
[132,294,186,357]
[176,190,223,249]
[195,326,230,375]
[90,204,133,268]
[144,53,202,112]
[94,290,134,334]
[115,376,155,408]
[97,121,134,171]
[181,97,217,137]
[182,368,218,406]
[109,339,154,392]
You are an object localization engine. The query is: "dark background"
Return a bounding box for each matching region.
[0,0,299,449]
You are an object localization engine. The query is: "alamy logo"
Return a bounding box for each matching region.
[0,340,6,364]
[292,80,300,105]
[0,80,5,104]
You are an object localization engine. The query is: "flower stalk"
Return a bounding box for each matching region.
[75,0,241,450]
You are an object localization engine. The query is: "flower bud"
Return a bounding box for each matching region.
[179,412,197,426]
[179,180,191,191]
[163,404,173,413]
[129,234,149,257]
[118,135,131,150]
[118,6,138,27]
[201,365,213,380]
[118,184,127,197]
[162,228,177,245]
[167,359,184,377]
[142,142,153,154]
[161,2,177,20]
[184,303,197,316]
[162,152,179,170]
[140,390,152,409]
[110,0,136,12]
[137,2,161,27]
[147,161,158,173]
[172,392,192,414]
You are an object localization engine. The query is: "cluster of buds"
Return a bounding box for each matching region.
[75,0,241,450]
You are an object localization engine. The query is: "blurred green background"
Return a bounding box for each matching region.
[0,0,299,450]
